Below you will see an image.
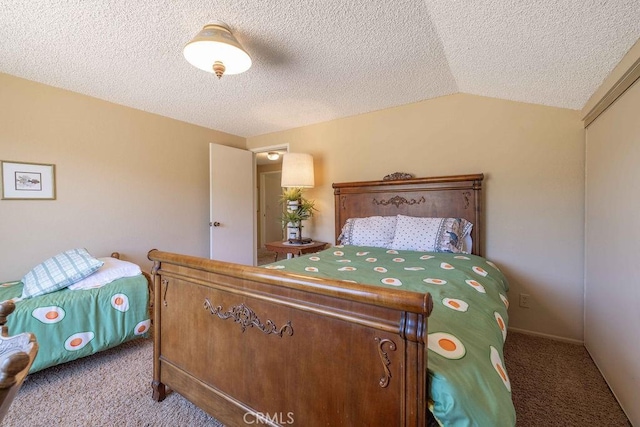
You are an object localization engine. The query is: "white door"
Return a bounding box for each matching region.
[210,143,255,265]
[260,171,283,246]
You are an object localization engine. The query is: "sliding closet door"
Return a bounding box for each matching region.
[584,78,640,424]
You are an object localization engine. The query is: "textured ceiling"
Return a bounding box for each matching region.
[1,1,639,138]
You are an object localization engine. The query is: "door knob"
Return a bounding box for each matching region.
[212,221,221,227]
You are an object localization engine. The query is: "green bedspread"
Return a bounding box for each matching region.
[264,245,516,427]
[0,274,150,373]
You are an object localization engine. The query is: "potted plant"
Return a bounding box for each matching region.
[280,188,303,212]
[281,209,304,242]
[280,190,317,243]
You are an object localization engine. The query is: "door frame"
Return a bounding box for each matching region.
[250,144,289,248]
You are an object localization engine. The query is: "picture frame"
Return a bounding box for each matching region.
[1,160,56,200]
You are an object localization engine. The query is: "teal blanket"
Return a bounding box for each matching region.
[0,274,150,373]
[264,245,516,427]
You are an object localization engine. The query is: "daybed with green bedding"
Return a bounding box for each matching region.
[0,251,150,373]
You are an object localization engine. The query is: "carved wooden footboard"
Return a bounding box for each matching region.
[148,250,432,426]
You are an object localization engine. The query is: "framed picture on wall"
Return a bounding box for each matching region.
[1,160,56,200]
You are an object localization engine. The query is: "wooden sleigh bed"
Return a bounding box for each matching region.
[148,173,515,426]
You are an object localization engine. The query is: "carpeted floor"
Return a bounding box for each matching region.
[504,332,630,426]
[3,332,630,426]
[3,338,223,427]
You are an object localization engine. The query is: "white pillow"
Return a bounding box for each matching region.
[338,216,397,248]
[68,256,142,290]
[462,234,473,254]
[391,216,473,253]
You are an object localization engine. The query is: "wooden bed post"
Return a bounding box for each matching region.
[472,176,483,256]
[149,255,166,402]
[0,301,16,337]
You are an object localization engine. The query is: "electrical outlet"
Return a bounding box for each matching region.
[519,293,531,308]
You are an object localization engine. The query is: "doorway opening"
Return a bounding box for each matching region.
[251,144,289,265]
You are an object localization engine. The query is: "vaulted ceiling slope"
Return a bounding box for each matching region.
[1,1,639,137]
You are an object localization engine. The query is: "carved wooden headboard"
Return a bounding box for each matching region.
[332,173,484,256]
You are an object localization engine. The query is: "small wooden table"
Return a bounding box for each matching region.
[264,240,329,262]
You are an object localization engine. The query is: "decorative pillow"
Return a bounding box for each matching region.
[21,248,104,299]
[338,216,397,248]
[68,256,142,290]
[461,234,473,254]
[390,216,473,253]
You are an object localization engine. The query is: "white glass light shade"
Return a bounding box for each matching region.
[183,23,252,77]
[281,153,315,188]
[267,152,280,161]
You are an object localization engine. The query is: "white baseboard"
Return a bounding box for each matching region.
[507,327,584,345]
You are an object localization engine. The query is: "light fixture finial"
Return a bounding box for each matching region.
[213,61,226,79]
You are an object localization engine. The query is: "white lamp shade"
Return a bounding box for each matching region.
[281,153,315,188]
[183,23,252,75]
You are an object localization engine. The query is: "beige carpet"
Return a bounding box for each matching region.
[3,338,223,427]
[4,332,630,426]
[504,332,630,426]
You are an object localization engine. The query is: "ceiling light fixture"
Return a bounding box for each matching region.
[266,152,280,161]
[183,22,252,79]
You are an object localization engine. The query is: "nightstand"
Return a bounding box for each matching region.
[264,241,329,262]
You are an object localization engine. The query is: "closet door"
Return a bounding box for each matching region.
[585,78,640,424]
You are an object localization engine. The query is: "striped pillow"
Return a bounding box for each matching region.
[21,248,104,298]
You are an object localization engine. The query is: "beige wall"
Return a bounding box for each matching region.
[247,93,585,341]
[0,73,244,279]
